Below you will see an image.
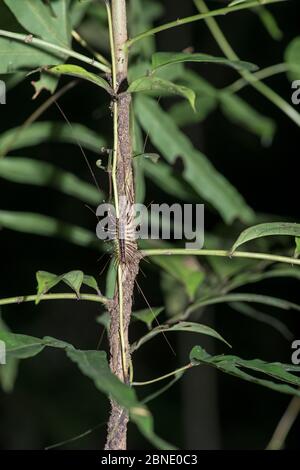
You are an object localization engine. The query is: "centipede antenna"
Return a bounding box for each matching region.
[134,278,177,357]
[54,100,103,195]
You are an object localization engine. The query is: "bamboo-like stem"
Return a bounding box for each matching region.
[142,249,300,267]
[125,0,285,49]
[0,29,111,73]
[0,293,108,306]
[105,0,140,451]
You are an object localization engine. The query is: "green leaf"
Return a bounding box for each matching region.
[3,0,71,47]
[190,345,300,398]
[129,76,196,110]
[285,37,300,82]
[2,0,71,84]
[132,307,164,330]
[36,270,91,303]
[152,52,258,73]
[151,254,205,300]
[0,330,175,450]
[231,222,300,253]
[143,159,196,201]
[0,157,102,203]
[169,96,216,127]
[0,315,18,393]
[62,271,84,297]
[0,210,96,248]
[31,71,59,97]
[131,321,231,352]
[0,34,66,74]
[219,92,276,144]
[49,64,112,94]
[0,121,105,156]
[83,275,101,295]
[135,96,254,224]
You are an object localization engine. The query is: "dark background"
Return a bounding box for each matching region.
[0,0,299,450]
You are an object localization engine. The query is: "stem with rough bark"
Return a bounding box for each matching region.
[105,0,140,451]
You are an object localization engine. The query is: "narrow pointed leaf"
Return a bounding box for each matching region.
[131,321,230,352]
[152,52,258,73]
[49,64,112,94]
[231,222,300,253]
[0,157,102,203]
[129,76,196,110]
[190,345,300,398]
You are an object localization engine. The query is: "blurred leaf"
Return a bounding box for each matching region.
[285,37,300,82]
[132,307,164,330]
[231,222,300,253]
[0,330,175,449]
[135,95,254,224]
[49,64,112,93]
[0,210,96,247]
[0,315,18,393]
[182,292,300,322]
[105,260,117,299]
[131,321,231,352]
[229,302,293,340]
[129,76,196,110]
[295,238,300,258]
[255,6,283,40]
[219,92,276,144]
[96,312,110,330]
[0,157,102,203]
[152,52,258,73]
[2,0,71,86]
[190,345,300,397]
[0,121,105,156]
[128,0,163,58]
[143,159,196,201]
[151,255,205,300]
[169,96,216,127]
[3,0,72,47]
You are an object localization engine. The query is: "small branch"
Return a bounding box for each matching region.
[0,292,108,307]
[194,0,300,128]
[141,249,300,267]
[0,29,111,74]
[125,0,285,49]
[226,63,291,94]
[72,30,111,67]
[266,395,300,450]
[132,364,193,387]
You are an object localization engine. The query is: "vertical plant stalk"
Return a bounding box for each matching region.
[105,0,140,450]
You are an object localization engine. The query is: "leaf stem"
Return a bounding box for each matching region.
[141,249,300,267]
[132,363,193,386]
[0,29,111,74]
[125,0,285,49]
[0,292,108,307]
